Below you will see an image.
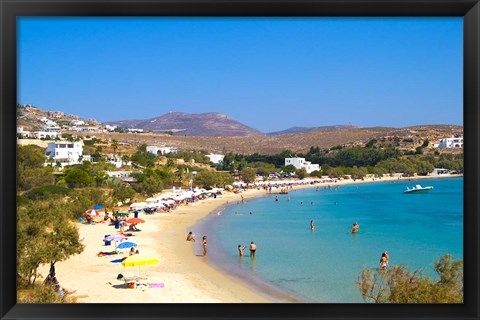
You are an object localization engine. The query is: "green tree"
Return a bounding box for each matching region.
[240,167,257,183]
[111,139,119,158]
[111,182,136,205]
[17,200,84,287]
[193,170,234,189]
[17,145,56,191]
[67,188,112,219]
[282,164,296,173]
[350,166,369,180]
[63,168,96,188]
[355,254,463,303]
[135,175,164,197]
[295,168,307,180]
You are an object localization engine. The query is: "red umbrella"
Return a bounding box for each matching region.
[85,209,103,216]
[126,218,145,224]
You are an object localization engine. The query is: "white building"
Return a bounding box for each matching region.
[45,142,83,165]
[70,120,85,126]
[431,168,450,176]
[438,137,463,148]
[43,126,61,132]
[285,157,320,174]
[105,124,117,131]
[71,126,98,132]
[146,146,178,155]
[17,127,30,138]
[106,171,133,178]
[31,131,60,139]
[206,154,225,165]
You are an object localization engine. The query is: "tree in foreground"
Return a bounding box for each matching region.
[355,254,463,303]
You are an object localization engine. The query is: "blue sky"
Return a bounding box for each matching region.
[17,17,463,133]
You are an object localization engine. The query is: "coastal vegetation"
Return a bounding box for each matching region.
[356,254,463,303]
[16,136,463,302]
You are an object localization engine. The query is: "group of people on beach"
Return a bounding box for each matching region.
[186,232,209,256]
[186,232,256,258]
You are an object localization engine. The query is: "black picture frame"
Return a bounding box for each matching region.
[1,0,478,319]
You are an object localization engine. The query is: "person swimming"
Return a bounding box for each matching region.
[351,222,359,233]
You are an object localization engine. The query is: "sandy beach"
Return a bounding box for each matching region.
[37,173,461,303]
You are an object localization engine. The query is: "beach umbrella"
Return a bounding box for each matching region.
[122,254,158,267]
[93,205,105,210]
[121,254,159,277]
[85,209,103,216]
[116,241,137,250]
[126,218,145,224]
[145,197,157,203]
[114,212,129,217]
[103,234,128,248]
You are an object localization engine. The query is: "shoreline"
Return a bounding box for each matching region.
[190,173,463,303]
[36,173,462,303]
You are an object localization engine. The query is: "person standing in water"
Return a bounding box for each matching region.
[238,245,245,257]
[249,241,257,257]
[351,222,359,233]
[310,220,315,231]
[379,251,389,270]
[202,236,207,256]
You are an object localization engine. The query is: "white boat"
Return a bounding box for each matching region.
[404,184,434,193]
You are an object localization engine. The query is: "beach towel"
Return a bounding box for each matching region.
[97,251,119,257]
[148,283,165,288]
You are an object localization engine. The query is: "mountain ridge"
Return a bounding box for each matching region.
[105,111,264,136]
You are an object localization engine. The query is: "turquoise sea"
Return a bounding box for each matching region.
[197,177,463,303]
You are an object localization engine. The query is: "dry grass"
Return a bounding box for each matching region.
[71,125,463,155]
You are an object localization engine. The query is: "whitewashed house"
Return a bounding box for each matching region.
[285,157,320,174]
[31,131,60,139]
[70,120,85,126]
[45,142,83,165]
[17,127,30,138]
[146,146,178,155]
[106,171,133,178]
[206,154,225,165]
[105,124,117,131]
[431,168,450,176]
[438,137,463,148]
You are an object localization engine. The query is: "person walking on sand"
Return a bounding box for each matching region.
[238,244,246,257]
[202,236,208,256]
[249,241,256,257]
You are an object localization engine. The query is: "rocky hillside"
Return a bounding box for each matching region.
[267,125,358,135]
[73,124,463,155]
[105,112,263,137]
[17,104,98,130]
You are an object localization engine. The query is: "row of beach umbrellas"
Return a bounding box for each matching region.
[97,211,159,278]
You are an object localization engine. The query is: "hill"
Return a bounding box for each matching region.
[267,125,359,135]
[105,112,263,136]
[74,124,463,155]
[16,104,98,130]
